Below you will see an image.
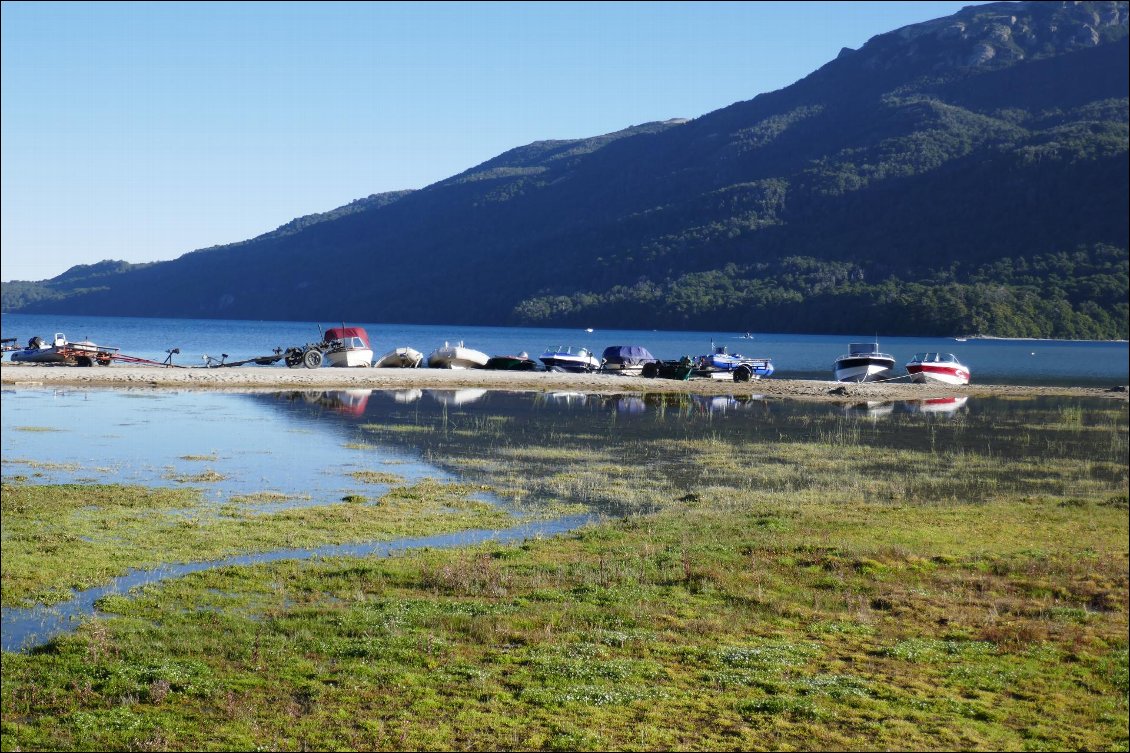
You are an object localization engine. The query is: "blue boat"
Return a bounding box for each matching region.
[694,344,774,382]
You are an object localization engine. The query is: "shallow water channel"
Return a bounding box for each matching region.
[2,386,1126,651]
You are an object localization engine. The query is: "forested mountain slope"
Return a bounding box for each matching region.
[4,1,1127,338]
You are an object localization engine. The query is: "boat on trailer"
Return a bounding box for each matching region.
[694,344,774,382]
[905,352,971,385]
[833,342,896,383]
[9,333,118,366]
[321,326,374,368]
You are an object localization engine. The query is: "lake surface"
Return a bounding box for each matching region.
[3,312,1127,385]
[2,386,1127,651]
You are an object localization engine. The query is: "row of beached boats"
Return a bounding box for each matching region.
[4,328,971,386]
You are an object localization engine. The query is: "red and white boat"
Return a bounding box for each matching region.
[905,352,971,385]
[322,326,374,367]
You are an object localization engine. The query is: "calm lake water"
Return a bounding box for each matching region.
[2,386,1128,650]
[3,312,1127,385]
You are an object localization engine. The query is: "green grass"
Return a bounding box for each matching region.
[2,494,1126,751]
[1,397,1127,750]
[0,480,514,607]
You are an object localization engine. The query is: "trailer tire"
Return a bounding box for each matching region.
[733,365,753,382]
[642,362,659,379]
[303,349,324,369]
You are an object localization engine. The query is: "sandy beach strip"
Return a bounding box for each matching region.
[3,362,1126,402]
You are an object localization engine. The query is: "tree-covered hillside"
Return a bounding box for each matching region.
[4,1,1128,339]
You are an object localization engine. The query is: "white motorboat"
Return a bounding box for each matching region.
[321,326,374,368]
[427,341,489,369]
[833,342,896,383]
[374,347,424,368]
[539,345,600,373]
[905,352,971,385]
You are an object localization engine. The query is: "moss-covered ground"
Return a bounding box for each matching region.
[1,396,1127,750]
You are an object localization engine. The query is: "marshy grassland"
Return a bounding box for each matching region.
[1,395,1127,751]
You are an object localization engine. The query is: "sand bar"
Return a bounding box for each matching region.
[3,362,1126,402]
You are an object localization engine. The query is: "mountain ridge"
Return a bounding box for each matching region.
[4,1,1127,339]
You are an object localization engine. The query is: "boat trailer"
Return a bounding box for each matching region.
[200,338,342,369]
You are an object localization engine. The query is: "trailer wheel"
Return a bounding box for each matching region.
[733,365,753,382]
[642,362,659,379]
[303,349,324,369]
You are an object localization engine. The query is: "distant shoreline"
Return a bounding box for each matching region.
[3,363,1126,402]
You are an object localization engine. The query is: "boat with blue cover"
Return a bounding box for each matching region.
[599,345,658,376]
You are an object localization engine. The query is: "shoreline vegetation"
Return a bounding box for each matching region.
[2,363,1127,402]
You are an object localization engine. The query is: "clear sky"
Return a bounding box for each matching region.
[1,1,989,283]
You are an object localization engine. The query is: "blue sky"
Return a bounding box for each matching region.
[1,1,988,282]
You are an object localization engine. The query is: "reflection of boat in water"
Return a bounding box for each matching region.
[834,342,895,383]
[374,347,423,368]
[428,342,490,369]
[546,392,588,406]
[844,401,895,418]
[908,396,969,414]
[428,388,488,406]
[612,396,647,414]
[322,326,374,368]
[693,395,739,413]
[905,352,971,385]
[599,345,657,376]
[390,388,423,404]
[323,390,372,417]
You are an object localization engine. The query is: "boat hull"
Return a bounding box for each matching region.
[375,347,423,368]
[485,356,538,371]
[906,363,970,385]
[834,357,895,383]
[325,348,374,368]
[428,346,490,369]
[540,356,599,373]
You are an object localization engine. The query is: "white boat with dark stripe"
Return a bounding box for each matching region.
[833,342,896,383]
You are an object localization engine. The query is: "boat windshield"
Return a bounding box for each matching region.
[911,352,958,363]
